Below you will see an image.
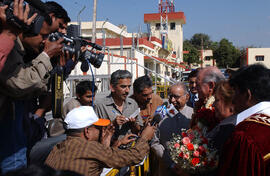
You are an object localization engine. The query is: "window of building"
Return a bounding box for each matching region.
[155,23,160,30]
[205,56,211,61]
[170,22,175,30]
[255,55,264,61]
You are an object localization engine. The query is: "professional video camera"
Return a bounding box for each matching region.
[49,31,104,119]
[49,31,104,69]
[0,0,50,35]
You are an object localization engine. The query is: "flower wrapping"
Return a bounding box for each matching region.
[168,125,218,174]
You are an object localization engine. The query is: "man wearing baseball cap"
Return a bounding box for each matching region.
[45,106,156,176]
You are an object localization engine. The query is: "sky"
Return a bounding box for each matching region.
[49,0,270,48]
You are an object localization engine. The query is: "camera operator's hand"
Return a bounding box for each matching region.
[112,134,137,147]
[43,38,64,58]
[101,124,114,147]
[140,124,156,141]
[0,5,8,23]
[1,0,37,39]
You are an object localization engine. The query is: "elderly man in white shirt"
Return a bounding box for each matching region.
[150,82,193,176]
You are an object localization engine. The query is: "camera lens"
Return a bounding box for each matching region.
[84,51,104,68]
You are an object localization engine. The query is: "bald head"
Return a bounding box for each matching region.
[197,66,225,99]
[199,66,225,84]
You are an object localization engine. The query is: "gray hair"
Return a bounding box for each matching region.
[170,82,188,94]
[201,67,225,84]
[110,70,132,87]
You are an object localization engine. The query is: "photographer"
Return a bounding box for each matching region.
[0,1,70,174]
[0,1,69,99]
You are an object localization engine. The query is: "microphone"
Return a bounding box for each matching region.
[150,113,163,126]
[80,60,89,72]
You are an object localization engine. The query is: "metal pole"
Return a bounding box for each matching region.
[120,35,123,57]
[120,28,124,57]
[102,19,108,51]
[77,5,86,37]
[154,60,157,94]
[130,51,133,80]
[92,0,97,43]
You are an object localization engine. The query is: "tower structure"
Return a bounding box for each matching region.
[159,0,175,49]
[159,0,175,13]
[144,0,186,63]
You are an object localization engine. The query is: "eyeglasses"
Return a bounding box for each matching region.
[169,93,186,100]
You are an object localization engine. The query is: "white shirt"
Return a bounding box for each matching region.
[236,101,270,125]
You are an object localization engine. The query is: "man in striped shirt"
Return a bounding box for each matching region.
[45,106,156,176]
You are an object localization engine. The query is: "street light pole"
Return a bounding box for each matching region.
[77,5,86,36]
[120,28,125,57]
[92,0,97,43]
[102,18,108,51]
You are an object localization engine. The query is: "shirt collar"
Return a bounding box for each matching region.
[236,101,270,125]
[105,93,132,106]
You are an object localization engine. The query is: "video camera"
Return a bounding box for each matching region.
[0,0,50,35]
[49,31,104,69]
[50,31,104,119]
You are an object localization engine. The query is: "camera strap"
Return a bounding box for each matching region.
[51,65,64,118]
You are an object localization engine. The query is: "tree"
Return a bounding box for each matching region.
[190,33,213,50]
[183,40,200,66]
[213,38,240,68]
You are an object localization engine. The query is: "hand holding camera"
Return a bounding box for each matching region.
[1,0,38,39]
[43,38,64,58]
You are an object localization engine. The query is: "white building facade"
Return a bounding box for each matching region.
[246,48,270,68]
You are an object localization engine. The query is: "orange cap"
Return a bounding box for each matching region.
[93,118,111,126]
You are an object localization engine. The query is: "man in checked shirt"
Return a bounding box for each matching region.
[45,106,156,176]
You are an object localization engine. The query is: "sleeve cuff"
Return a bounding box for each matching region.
[42,51,50,59]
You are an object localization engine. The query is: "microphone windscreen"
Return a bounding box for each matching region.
[80,60,89,72]
[151,113,162,126]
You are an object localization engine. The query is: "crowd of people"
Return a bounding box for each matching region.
[1,1,270,176]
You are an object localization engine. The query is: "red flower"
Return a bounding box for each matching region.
[193,150,200,157]
[174,143,180,148]
[188,132,195,140]
[181,132,187,137]
[179,152,183,158]
[198,146,206,154]
[191,158,200,166]
[182,137,191,145]
[187,143,194,151]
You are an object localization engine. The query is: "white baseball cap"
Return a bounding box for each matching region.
[65,106,110,129]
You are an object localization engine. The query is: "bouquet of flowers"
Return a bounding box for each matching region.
[192,107,219,132]
[168,124,218,174]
